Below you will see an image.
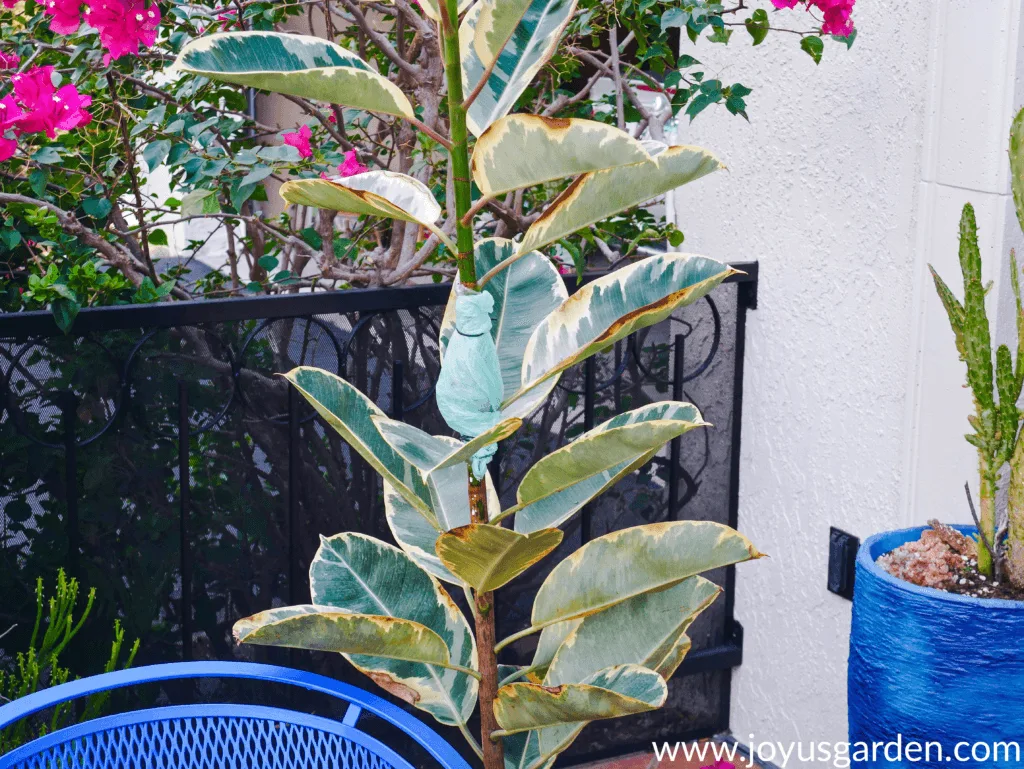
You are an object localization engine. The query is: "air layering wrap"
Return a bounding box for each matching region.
[848,526,1024,768]
[435,289,504,479]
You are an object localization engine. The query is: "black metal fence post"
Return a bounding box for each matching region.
[392,360,404,421]
[177,380,192,661]
[60,391,79,575]
[718,272,757,731]
[288,384,301,604]
[668,333,685,520]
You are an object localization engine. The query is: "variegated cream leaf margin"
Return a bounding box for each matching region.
[371,413,522,476]
[530,619,581,678]
[493,664,666,734]
[173,32,414,119]
[511,402,707,533]
[528,577,720,757]
[471,115,650,197]
[460,0,578,137]
[545,576,721,685]
[310,532,478,727]
[371,415,453,473]
[430,418,524,472]
[514,145,722,257]
[506,254,736,410]
[280,172,456,254]
[233,605,459,669]
[531,520,764,627]
[436,524,563,592]
[384,473,501,585]
[284,367,434,522]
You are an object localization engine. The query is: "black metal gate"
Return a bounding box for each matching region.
[0,262,757,762]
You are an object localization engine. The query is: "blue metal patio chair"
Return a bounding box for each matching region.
[0,661,474,769]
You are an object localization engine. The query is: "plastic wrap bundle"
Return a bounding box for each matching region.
[848,525,1024,768]
[435,289,503,479]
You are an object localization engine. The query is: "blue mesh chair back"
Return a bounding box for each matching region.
[0,662,474,769]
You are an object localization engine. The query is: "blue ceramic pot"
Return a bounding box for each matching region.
[848,526,1024,768]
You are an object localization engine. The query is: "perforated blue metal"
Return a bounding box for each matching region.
[0,663,473,769]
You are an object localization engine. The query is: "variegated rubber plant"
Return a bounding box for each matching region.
[172,4,763,768]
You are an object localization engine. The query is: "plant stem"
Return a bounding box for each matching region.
[1007,439,1024,588]
[437,5,500,763]
[439,0,477,288]
[493,623,543,653]
[977,456,996,577]
[468,475,504,769]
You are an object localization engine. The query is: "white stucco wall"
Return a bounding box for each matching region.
[669,1,1024,762]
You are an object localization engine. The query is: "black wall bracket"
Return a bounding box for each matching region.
[828,527,860,600]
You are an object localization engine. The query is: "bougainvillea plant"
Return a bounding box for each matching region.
[1,0,854,328]
[160,0,780,766]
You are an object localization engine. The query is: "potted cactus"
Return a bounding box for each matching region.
[171,2,762,768]
[847,109,1024,768]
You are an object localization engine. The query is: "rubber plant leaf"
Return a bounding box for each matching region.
[440,238,567,420]
[384,473,501,585]
[370,418,504,529]
[493,664,667,733]
[415,0,474,25]
[546,576,721,684]
[471,115,650,197]
[529,577,721,757]
[460,0,578,136]
[530,619,581,677]
[513,402,707,533]
[233,605,453,667]
[429,418,524,473]
[280,172,453,251]
[436,524,563,592]
[531,520,763,626]
[284,367,433,519]
[507,254,736,410]
[174,32,414,118]
[517,145,721,255]
[310,532,478,727]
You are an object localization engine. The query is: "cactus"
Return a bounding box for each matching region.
[930,105,1024,586]
[929,205,1024,579]
[1005,107,1024,588]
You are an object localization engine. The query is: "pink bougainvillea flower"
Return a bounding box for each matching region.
[0,95,19,160]
[0,51,19,69]
[2,0,20,8]
[282,124,313,158]
[43,0,84,34]
[770,0,855,36]
[0,94,24,130]
[216,7,239,26]
[814,0,854,36]
[338,149,367,177]
[85,0,161,61]
[322,149,367,178]
[8,66,92,139]
[0,137,16,162]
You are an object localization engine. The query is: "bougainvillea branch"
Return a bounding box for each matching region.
[1,0,855,327]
